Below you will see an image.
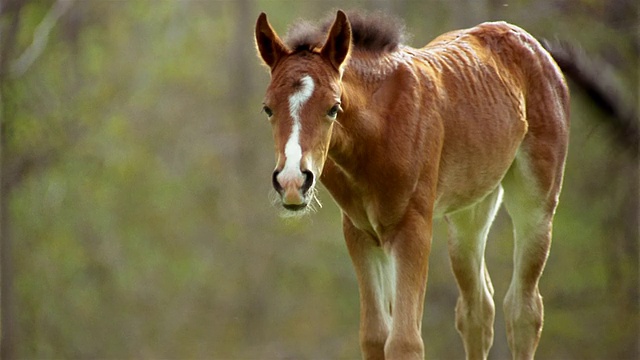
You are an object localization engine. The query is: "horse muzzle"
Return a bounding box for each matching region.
[272,168,315,210]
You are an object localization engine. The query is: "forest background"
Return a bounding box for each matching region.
[0,0,637,359]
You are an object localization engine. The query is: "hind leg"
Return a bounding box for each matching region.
[501,144,566,359]
[446,187,503,360]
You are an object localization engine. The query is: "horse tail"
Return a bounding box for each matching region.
[540,40,639,154]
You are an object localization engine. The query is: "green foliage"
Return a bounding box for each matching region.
[2,0,637,358]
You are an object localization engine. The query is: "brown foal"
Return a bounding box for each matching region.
[255,10,569,360]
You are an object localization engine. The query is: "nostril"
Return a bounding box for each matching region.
[272,170,283,193]
[301,170,315,195]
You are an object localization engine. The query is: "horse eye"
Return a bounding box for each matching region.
[262,105,273,118]
[327,104,340,119]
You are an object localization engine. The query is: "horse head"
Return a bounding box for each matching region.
[255,11,351,214]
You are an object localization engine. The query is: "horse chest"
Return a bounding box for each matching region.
[348,198,385,238]
[323,169,407,241]
[326,182,373,233]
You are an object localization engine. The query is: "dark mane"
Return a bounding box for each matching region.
[284,10,407,53]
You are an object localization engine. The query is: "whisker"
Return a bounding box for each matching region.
[269,186,322,219]
[311,187,323,209]
[268,189,281,207]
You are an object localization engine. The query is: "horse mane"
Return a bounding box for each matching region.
[284,10,407,53]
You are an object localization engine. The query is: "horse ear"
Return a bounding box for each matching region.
[255,12,290,69]
[321,10,352,72]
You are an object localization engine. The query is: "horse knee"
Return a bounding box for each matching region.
[360,336,386,360]
[384,331,424,360]
[457,297,495,327]
[360,323,388,360]
[455,294,495,359]
[504,288,544,358]
[504,287,543,329]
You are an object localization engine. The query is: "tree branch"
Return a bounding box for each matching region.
[9,0,75,78]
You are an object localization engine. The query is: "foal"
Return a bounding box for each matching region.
[255,10,569,360]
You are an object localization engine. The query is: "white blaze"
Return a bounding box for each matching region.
[282,75,315,176]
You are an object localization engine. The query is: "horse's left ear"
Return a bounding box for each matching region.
[321,10,352,72]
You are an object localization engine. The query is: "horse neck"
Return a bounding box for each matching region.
[327,83,371,172]
[328,51,402,170]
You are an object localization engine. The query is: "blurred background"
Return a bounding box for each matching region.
[0,0,637,358]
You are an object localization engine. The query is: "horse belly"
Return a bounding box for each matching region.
[434,107,526,217]
[434,165,508,218]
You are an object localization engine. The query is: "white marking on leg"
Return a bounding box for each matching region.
[281,75,315,177]
[368,247,396,325]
